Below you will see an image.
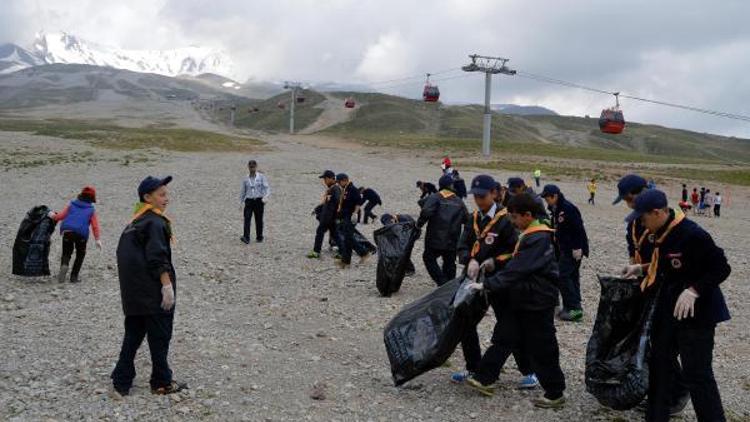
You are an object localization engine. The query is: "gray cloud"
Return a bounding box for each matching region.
[2,0,749,137]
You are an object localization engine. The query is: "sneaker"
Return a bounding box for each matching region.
[518,374,539,389]
[57,265,69,283]
[256,238,264,243]
[307,251,321,259]
[466,377,495,397]
[240,237,250,244]
[70,275,81,283]
[669,393,690,416]
[532,395,566,409]
[151,381,188,395]
[450,370,472,384]
[359,252,371,264]
[558,309,583,322]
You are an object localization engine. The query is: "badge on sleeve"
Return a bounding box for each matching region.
[485,233,496,245]
[671,258,683,269]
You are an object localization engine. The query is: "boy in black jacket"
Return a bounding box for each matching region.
[308,170,340,259]
[450,176,527,386]
[358,186,382,224]
[466,193,566,409]
[622,190,730,421]
[111,176,186,396]
[541,184,589,322]
[417,174,468,286]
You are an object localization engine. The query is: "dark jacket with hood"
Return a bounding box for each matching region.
[417,189,468,251]
[548,193,589,257]
[116,211,176,316]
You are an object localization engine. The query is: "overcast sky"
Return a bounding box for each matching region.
[3,0,750,138]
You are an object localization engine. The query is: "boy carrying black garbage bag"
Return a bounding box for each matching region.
[111,176,187,397]
[465,192,567,409]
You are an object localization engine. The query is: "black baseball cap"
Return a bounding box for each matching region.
[540,184,561,198]
[507,177,525,190]
[319,170,335,179]
[469,175,496,195]
[438,174,454,190]
[335,173,349,181]
[613,174,648,205]
[625,189,668,223]
[138,176,173,201]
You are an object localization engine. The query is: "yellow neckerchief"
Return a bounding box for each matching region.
[439,189,455,199]
[470,207,508,258]
[641,209,686,291]
[631,222,650,264]
[131,202,175,243]
[337,182,350,213]
[512,219,555,256]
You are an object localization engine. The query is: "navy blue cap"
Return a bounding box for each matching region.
[507,177,525,189]
[540,184,561,198]
[625,189,668,223]
[469,175,496,195]
[335,173,349,181]
[613,174,648,205]
[438,174,454,190]
[138,176,172,201]
[319,170,335,179]
[380,213,394,225]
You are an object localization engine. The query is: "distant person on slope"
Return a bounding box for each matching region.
[240,160,270,244]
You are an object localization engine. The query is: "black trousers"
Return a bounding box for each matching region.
[474,305,532,385]
[488,307,566,399]
[588,192,595,205]
[557,251,582,311]
[313,221,337,253]
[111,313,174,390]
[361,202,379,224]
[647,317,724,421]
[61,231,87,278]
[243,198,264,241]
[714,204,721,218]
[422,247,457,286]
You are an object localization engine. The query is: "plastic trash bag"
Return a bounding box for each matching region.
[353,228,377,255]
[373,221,420,296]
[383,276,488,386]
[13,205,56,277]
[585,276,658,410]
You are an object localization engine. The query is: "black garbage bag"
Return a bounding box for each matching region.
[585,276,659,410]
[373,221,420,296]
[12,205,57,277]
[383,276,489,386]
[353,228,377,255]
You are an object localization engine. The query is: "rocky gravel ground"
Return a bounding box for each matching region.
[1,131,748,421]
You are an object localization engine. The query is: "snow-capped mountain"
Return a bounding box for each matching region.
[0,31,236,78]
[0,43,44,74]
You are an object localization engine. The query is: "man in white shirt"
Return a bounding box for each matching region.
[240,160,271,243]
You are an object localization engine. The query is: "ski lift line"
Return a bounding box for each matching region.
[516,70,750,123]
[374,73,472,92]
[365,67,462,86]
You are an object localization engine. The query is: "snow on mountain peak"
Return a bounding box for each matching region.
[29,31,236,78]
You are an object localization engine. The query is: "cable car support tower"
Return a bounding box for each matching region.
[284,81,302,134]
[462,55,516,157]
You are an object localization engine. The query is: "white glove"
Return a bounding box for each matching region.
[572,249,583,261]
[47,211,56,219]
[479,258,495,273]
[674,288,699,320]
[621,264,643,279]
[95,240,103,250]
[466,282,484,291]
[160,284,175,311]
[466,259,480,280]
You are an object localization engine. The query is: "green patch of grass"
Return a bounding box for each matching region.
[0,119,263,152]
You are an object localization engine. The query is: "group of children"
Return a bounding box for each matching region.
[681,184,723,217]
[38,157,731,418]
